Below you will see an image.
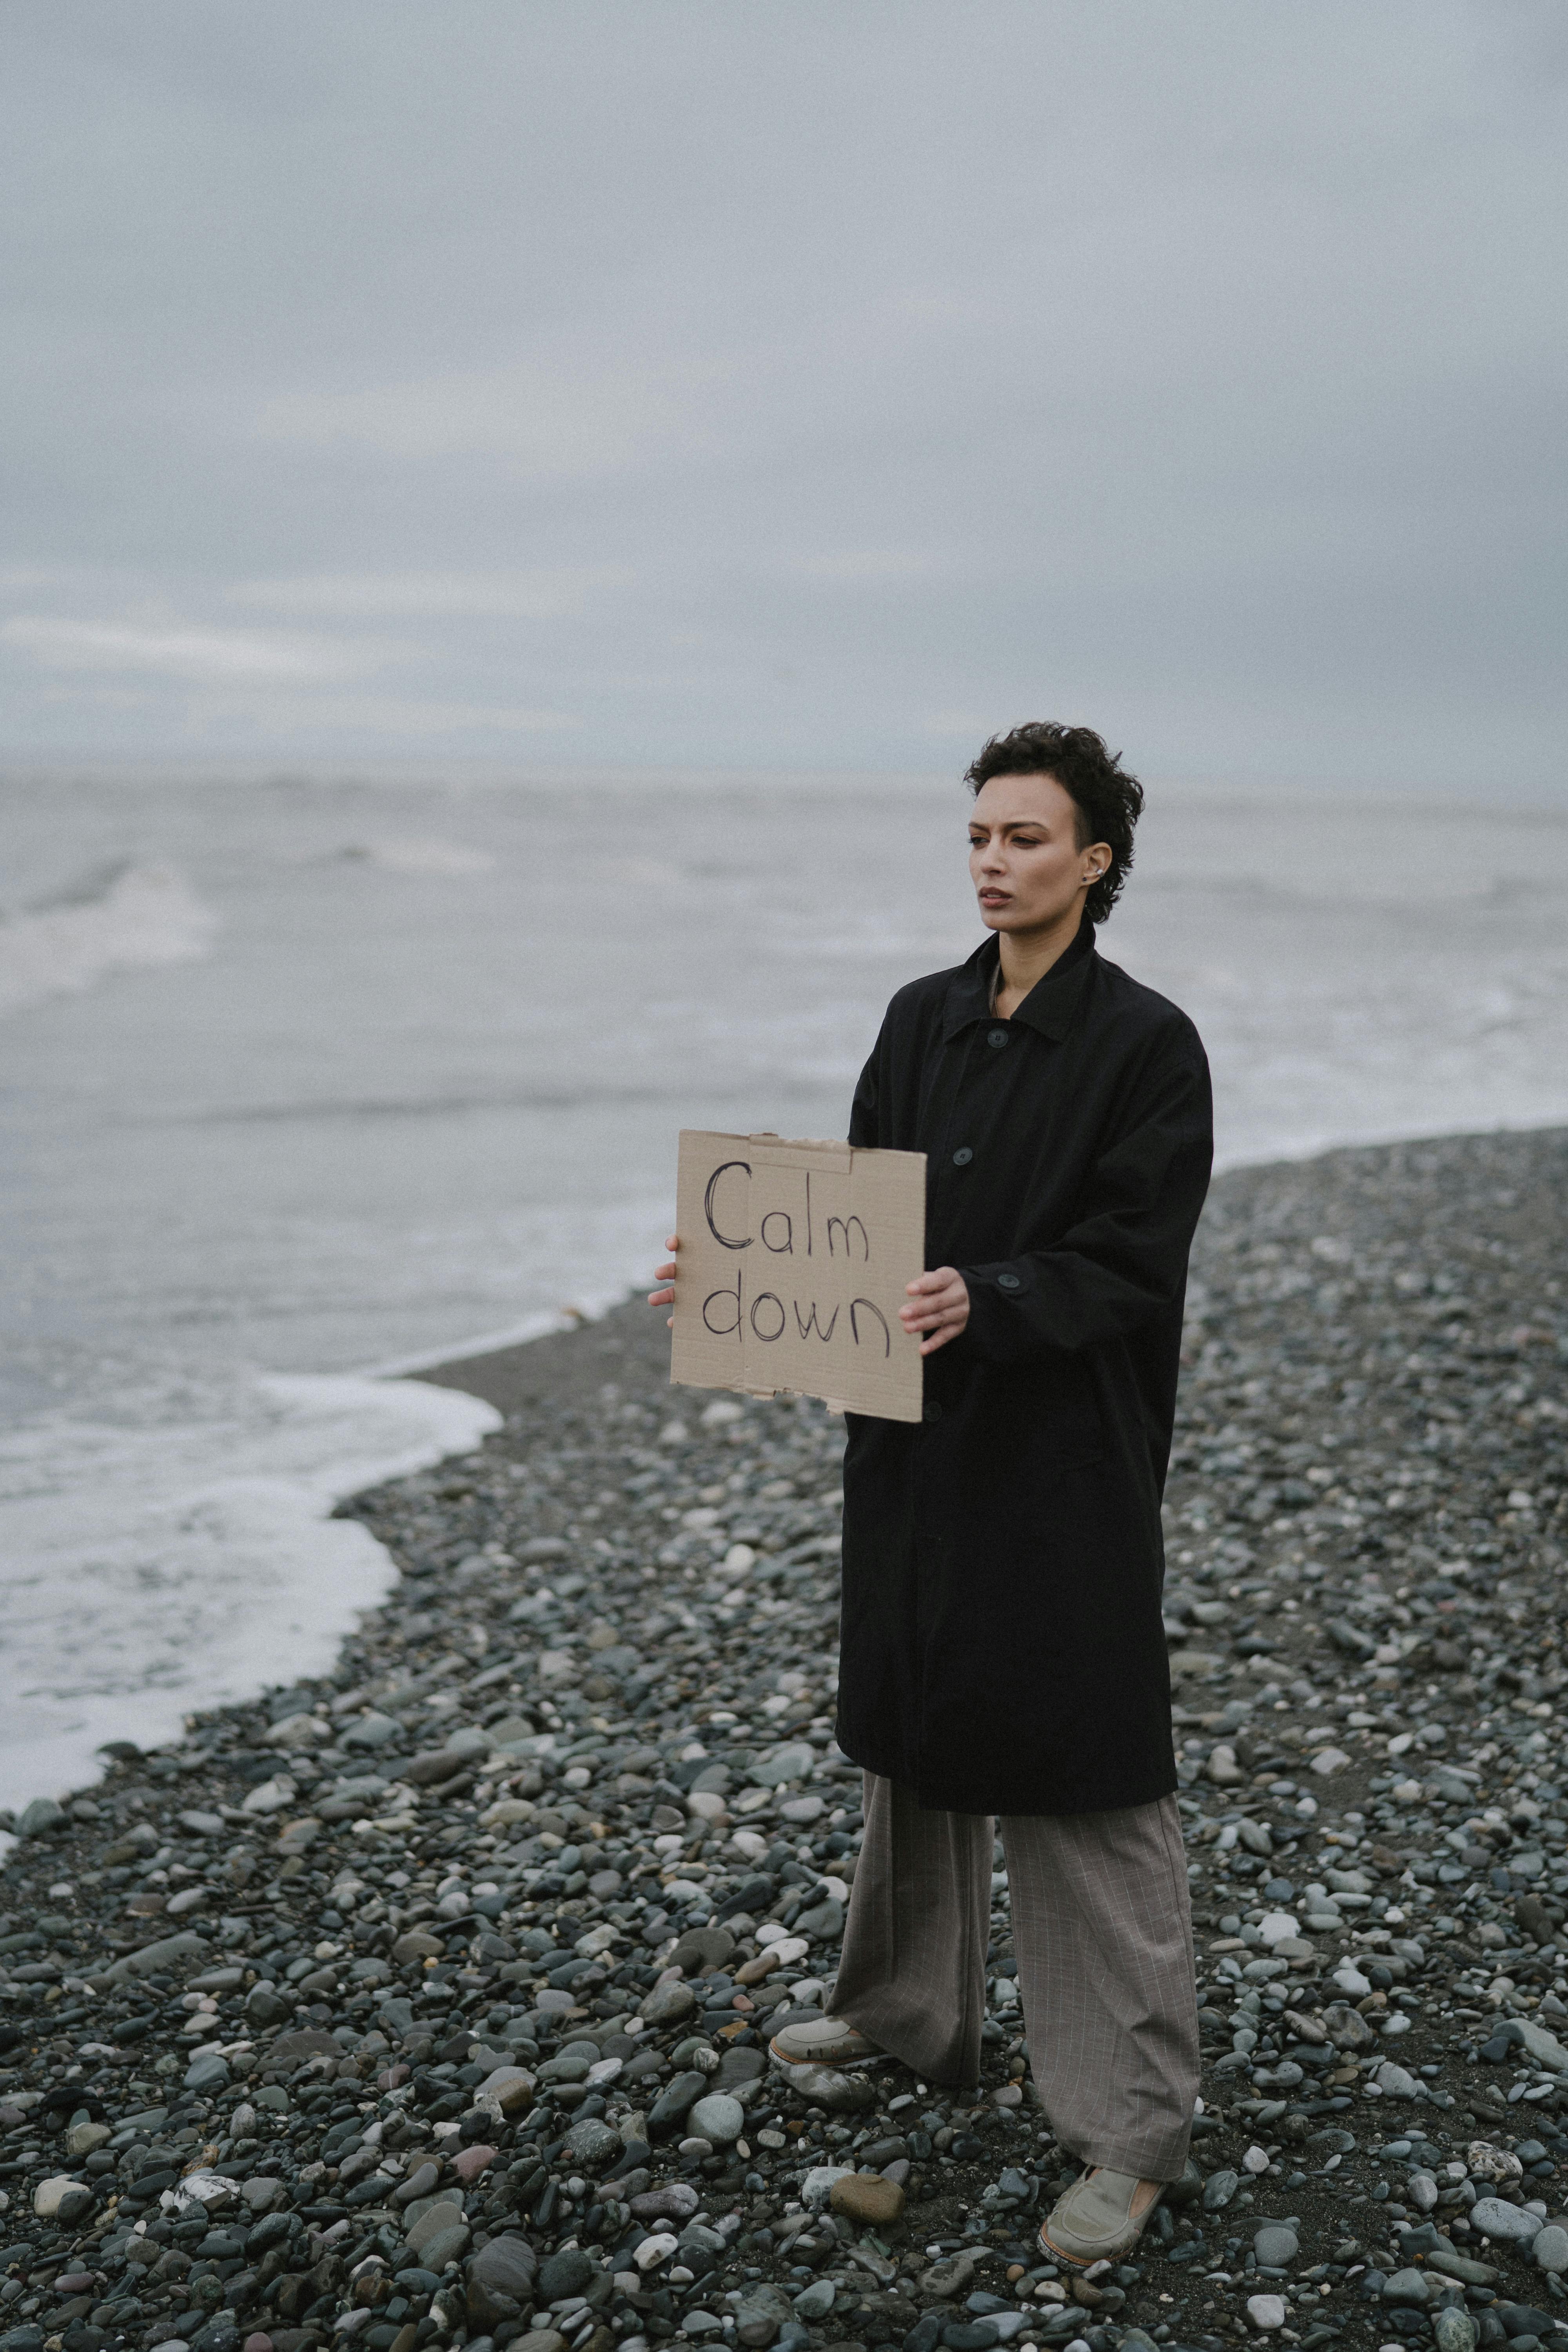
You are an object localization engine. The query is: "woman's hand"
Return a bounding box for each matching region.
[901,1265,969,1355]
[648,1234,679,1327]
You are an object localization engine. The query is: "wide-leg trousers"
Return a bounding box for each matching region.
[831,1771,1199,2182]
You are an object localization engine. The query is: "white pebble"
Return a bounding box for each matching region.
[1242,2145,1270,2175]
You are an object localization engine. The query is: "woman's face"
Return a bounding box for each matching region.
[967,770,1106,936]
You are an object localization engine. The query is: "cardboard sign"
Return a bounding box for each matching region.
[670,1130,926,1423]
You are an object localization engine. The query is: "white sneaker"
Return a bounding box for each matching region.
[768,2014,881,2067]
[1039,2168,1161,2268]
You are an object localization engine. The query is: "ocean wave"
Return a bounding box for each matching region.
[123,1076,844,1125]
[0,860,218,1019]
[341,836,496,875]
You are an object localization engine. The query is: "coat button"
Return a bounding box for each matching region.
[997,1272,1021,1290]
[952,1146,973,1166]
[923,1401,943,1423]
[987,1027,1009,1047]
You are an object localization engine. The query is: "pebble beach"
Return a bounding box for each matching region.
[2,1126,1566,2352]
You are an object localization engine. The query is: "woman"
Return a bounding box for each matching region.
[652,722,1212,2266]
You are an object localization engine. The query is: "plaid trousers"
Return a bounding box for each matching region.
[831,1769,1200,2181]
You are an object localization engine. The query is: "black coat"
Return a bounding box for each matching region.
[835,921,1213,1816]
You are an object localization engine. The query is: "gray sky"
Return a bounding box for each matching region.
[3,0,1564,784]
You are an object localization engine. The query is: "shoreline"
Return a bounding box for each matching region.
[1,1124,1566,2352]
[352,1111,1568,1393]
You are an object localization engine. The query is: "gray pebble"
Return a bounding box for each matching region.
[393,2158,441,2204]
[639,1979,696,2027]
[405,2193,465,2249]
[15,1797,65,1838]
[562,2116,622,2166]
[630,2181,700,2223]
[800,2164,855,2211]
[1381,2269,1431,2306]
[791,2279,836,2321]
[243,1982,291,2028]
[1472,2198,1544,2244]
[537,2248,596,2301]
[414,2220,470,2271]
[466,2234,538,2328]
[749,1742,816,1788]
[341,1710,401,1748]
[647,2067,707,2131]
[687,2091,745,2144]
[737,2283,795,2328]
[781,2063,875,2111]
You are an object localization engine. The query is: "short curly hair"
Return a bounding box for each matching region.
[965,721,1144,925]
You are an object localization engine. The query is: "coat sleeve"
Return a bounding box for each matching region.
[955,1028,1212,1364]
[848,1040,882,1147]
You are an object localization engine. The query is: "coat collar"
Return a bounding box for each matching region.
[942,917,1098,1043]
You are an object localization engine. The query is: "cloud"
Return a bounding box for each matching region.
[253,360,698,477]
[40,685,158,709]
[921,712,996,739]
[1,615,395,686]
[0,568,78,593]
[188,692,579,739]
[227,568,633,621]
[2,4,1565,777]
[791,552,939,583]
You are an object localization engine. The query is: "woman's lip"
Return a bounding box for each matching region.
[978,891,1010,905]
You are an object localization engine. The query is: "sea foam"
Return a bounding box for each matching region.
[0,860,217,1019]
[0,1369,498,1828]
